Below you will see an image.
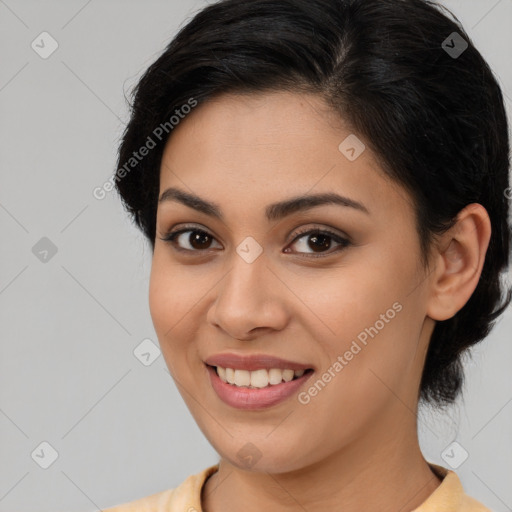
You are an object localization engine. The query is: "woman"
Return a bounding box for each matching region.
[104,0,511,510]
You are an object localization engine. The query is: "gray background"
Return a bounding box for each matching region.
[0,1,511,511]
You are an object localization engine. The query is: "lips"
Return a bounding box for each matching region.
[203,353,315,409]
[204,353,313,371]
[206,365,313,409]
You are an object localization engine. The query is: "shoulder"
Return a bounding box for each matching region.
[101,464,219,512]
[414,462,493,512]
[460,494,494,512]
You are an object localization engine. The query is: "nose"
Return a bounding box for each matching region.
[207,254,289,341]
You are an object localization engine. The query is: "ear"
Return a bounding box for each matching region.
[426,203,491,321]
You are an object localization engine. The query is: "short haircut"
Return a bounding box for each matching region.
[114,0,512,408]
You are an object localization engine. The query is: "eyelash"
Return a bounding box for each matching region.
[159,224,351,259]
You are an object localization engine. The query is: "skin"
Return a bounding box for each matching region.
[148,91,491,512]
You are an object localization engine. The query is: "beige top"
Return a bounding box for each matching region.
[102,462,492,511]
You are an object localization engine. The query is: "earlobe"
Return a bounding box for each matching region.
[426,203,491,321]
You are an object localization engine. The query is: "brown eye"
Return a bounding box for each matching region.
[160,228,222,252]
[285,228,350,258]
[160,225,350,258]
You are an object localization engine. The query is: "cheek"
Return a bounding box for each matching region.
[148,257,170,334]
[286,258,406,340]
[148,254,191,345]
[149,249,195,317]
[290,251,423,386]
[305,297,424,430]
[148,252,214,370]
[295,305,417,442]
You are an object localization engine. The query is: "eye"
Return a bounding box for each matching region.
[285,226,351,258]
[160,224,351,258]
[159,225,222,253]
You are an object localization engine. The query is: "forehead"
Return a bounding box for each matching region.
[158,90,411,223]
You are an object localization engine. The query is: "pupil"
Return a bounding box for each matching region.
[191,232,211,249]
[309,234,330,252]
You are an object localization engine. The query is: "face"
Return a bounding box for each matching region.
[149,91,436,473]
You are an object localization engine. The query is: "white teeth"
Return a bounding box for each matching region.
[234,369,251,387]
[225,368,235,383]
[250,369,269,388]
[268,368,283,385]
[282,369,294,382]
[217,366,227,383]
[215,366,308,388]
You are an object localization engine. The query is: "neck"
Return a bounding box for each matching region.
[202,405,442,512]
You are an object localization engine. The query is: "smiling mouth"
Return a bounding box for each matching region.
[207,364,314,389]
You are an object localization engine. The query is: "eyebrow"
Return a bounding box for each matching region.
[158,186,370,222]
